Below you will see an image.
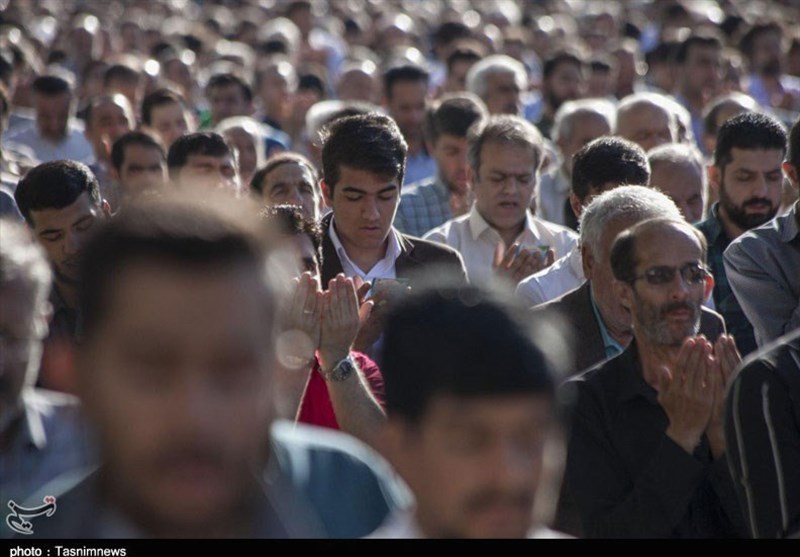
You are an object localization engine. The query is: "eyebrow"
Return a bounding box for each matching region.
[270,179,313,190]
[341,185,397,195]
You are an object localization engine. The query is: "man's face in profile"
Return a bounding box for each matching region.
[77,261,275,536]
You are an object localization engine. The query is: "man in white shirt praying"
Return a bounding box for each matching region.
[424,115,577,289]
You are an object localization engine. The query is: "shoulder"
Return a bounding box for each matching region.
[735,330,800,389]
[724,218,783,262]
[401,232,462,260]
[399,177,435,199]
[423,213,469,241]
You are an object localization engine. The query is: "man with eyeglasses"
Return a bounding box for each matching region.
[562,217,747,538]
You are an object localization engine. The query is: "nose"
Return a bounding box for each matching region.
[64,230,82,256]
[752,174,769,196]
[491,438,533,493]
[362,196,380,220]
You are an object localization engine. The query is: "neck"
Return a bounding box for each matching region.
[717,205,746,240]
[336,224,390,275]
[638,337,682,390]
[679,85,704,112]
[55,280,79,310]
[498,221,526,248]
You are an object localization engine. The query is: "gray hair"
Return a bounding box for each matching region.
[0,218,52,325]
[578,185,682,257]
[467,115,544,176]
[466,54,527,101]
[552,98,617,144]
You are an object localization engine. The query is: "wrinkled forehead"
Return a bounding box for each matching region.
[633,223,704,268]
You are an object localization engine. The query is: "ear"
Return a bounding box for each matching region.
[569,192,582,219]
[375,417,414,478]
[703,272,715,303]
[467,165,476,187]
[101,199,112,217]
[707,164,721,193]
[110,166,121,183]
[320,179,333,207]
[613,279,633,311]
[783,161,799,189]
[581,242,595,280]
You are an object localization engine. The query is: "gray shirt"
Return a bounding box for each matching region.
[724,202,800,347]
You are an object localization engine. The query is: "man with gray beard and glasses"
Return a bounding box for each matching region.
[562,218,746,538]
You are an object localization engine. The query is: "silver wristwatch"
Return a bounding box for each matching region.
[321,355,356,382]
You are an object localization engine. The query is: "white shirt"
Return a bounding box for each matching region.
[4,124,93,164]
[368,510,572,539]
[517,246,585,307]
[536,165,571,226]
[328,216,402,281]
[424,205,578,288]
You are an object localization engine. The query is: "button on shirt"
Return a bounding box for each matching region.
[724,201,800,347]
[516,246,584,307]
[328,217,402,281]
[424,206,578,288]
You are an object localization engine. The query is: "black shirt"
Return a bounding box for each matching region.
[563,341,746,538]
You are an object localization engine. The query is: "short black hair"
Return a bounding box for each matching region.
[713,112,787,169]
[543,49,584,79]
[381,285,555,422]
[15,160,102,225]
[423,93,487,146]
[320,112,408,190]
[103,63,140,87]
[676,33,722,64]
[141,88,187,126]
[571,137,650,202]
[111,131,166,172]
[250,152,318,195]
[788,116,800,170]
[259,204,322,266]
[79,195,274,339]
[32,73,72,96]
[383,64,429,100]
[206,72,253,103]
[167,132,235,178]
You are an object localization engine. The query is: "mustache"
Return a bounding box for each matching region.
[660,301,699,316]
[463,490,534,514]
[151,444,231,472]
[742,197,774,209]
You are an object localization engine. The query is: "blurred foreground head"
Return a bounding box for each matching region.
[75,189,283,537]
[379,283,564,538]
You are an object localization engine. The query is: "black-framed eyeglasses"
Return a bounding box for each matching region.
[632,263,709,286]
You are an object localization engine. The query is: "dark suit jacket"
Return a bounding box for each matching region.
[320,213,467,286]
[534,281,727,379]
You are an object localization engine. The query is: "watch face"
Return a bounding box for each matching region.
[327,357,355,382]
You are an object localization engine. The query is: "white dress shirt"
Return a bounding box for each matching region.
[328,217,403,281]
[4,124,93,164]
[536,165,571,226]
[517,246,585,307]
[424,205,578,288]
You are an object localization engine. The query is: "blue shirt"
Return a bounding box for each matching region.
[589,289,626,360]
[394,176,453,238]
[404,150,436,186]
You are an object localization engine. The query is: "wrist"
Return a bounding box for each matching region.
[319,347,351,373]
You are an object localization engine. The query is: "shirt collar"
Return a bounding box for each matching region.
[589,288,626,359]
[615,341,659,405]
[328,216,402,276]
[782,201,800,244]
[467,205,540,244]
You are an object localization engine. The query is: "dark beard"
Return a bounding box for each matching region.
[719,184,778,231]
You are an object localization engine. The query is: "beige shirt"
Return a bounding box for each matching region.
[424,205,578,288]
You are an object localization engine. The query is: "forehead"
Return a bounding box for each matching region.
[35,93,70,110]
[92,99,129,118]
[623,104,669,126]
[211,82,246,98]
[389,79,427,100]
[122,143,164,165]
[725,147,784,168]
[479,140,536,169]
[337,165,399,190]
[30,191,99,230]
[151,101,185,121]
[224,127,257,145]
[566,112,610,138]
[634,224,703,268]
[487,71,519,88]
[265,162,314,186]
[424,393,553,429]
[185,153,234,167]
[687,44,720,61]
[651,160,702,188]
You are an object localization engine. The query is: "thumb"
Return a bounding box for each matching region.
[492,242,504,269]
[358,299,374,324]
[545,248,556,267]
[657,365,673,393]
